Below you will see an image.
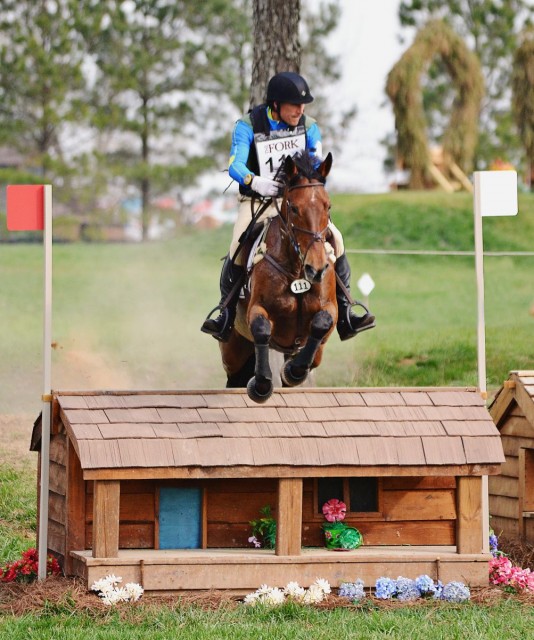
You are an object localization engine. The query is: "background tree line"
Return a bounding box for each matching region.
[0,0,348,240]
[1,0,534,242]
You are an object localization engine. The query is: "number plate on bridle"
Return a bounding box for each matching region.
[290,279,311,294]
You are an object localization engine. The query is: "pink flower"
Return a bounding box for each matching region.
[322,499,347,523]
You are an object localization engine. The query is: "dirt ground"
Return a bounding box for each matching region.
[0,414,36,470]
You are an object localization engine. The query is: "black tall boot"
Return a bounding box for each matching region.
[201,255,246,342]
[335,253,376,341]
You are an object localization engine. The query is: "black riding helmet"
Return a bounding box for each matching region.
[266,71,314,105]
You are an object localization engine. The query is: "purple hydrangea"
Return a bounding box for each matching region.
[415,574,437,597]
[440,581,470,603]
[395,577,420,601]
[433,580,444,599]
[375,577,397,599]
[338,579,365,601]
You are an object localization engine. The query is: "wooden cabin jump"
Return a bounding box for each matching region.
[489,371,534,542]
[31,387,504,593]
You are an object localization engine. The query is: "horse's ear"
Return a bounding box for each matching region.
[319,152,333,179]
[284,154,298,178]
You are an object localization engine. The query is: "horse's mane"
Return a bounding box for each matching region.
[278,150,325,187]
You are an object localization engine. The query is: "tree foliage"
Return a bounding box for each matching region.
[0,0,86,176]
[77,0,248,238]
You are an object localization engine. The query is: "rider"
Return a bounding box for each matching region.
[201,71,375,342]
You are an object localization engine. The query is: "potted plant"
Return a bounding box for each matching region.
[322,499,362,550]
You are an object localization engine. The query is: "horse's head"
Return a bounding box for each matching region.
[280,150,333,284]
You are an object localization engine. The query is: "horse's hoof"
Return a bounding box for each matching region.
[246,376,273,404]
[280,361,308,387]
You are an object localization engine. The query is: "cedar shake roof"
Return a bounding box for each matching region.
[489,371,534,430]
[46,387,504,479]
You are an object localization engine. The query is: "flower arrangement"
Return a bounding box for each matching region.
[322,499,362,550]
[249,505,276,549]
[243,578,331,606]
[90,574,144,605]
[0,548,61,583]
[489,555,534,593]
[373,575,470,603]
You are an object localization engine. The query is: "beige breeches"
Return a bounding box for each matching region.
[229,197,345,265]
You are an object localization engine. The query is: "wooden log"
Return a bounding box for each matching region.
[450,162,474,193]
[86,492,155,523]
[92,480,120,558]
[276,478,302,556]
[500,415,534,439]
[456,476,483,553]
[87,523,155,549]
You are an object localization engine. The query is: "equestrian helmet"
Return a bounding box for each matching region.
[266,72,314,104]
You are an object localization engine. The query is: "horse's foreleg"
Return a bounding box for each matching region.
[247,314,274,403]
[281,310,334,387]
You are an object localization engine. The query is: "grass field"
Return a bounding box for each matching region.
[1,190,533,415]
[1,190,533,637]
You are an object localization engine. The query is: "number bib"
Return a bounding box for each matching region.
[254,126,306,178]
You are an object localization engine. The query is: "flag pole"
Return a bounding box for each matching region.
[473,173,489,554]
[38,185,53,580]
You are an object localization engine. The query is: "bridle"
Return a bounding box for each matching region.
[274,179,331,270]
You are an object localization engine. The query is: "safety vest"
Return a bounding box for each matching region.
[239,104,314,196]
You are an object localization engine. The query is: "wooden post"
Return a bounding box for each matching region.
[456,476,483,554]
[276,478,302,556]
[92,480,120,558]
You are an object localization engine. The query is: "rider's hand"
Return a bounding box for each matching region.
[251,176,283,197]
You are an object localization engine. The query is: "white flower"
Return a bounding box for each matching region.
[256,584,273,595]
[303,584,325,604]
[104,574,122,586]
[124,582,144,602]
[284,581,306,600]
[264,587,285,606]
[90,578,110,593]
[313,578,331,595]
[243,592,259,606]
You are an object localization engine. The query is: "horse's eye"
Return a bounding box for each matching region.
[291,204,299,215]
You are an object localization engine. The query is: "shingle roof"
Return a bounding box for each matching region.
[50,387,504,479]
[489,370,534,429]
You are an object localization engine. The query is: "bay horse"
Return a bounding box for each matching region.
[220,150,337,403]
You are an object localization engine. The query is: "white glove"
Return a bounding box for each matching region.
[251,175,283,197]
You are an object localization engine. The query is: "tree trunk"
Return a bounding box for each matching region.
[250,0,301,108]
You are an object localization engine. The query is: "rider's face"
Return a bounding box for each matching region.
[278,102,305,127]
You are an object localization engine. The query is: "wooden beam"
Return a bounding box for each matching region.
[456,476,483,554]
[82,463,503,482]
[64,440,86,574]
[518,448,526,540]
[92,480,120,558]
[276,478,302,556]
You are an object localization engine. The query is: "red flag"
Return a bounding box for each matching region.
[6,185,45,231]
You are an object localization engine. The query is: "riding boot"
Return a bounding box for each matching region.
[201,255,246,342]
[335,253,376,341]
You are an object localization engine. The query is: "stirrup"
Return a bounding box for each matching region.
[201,305,233,342]
[338,301,376,341]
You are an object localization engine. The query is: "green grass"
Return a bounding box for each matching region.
[1,597,534,639]
[0,466,36,565]
[1,191,533,414]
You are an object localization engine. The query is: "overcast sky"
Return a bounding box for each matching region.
[323,0,405,192]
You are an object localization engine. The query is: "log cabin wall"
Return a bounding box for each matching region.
[488,372,534,542]
[81,476,457,551]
